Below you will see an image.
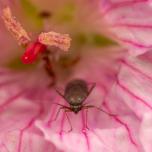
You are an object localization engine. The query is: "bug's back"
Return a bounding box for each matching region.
[64,79,88,105]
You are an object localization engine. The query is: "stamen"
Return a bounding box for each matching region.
[21,41,46,64]
[39,11,52,19]
[38,32,71,51]
[1,6,31,46]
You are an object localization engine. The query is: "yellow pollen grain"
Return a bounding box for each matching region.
[38,31,71,51]
[1,6,31,46]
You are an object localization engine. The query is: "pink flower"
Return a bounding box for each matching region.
[0,0,152,152]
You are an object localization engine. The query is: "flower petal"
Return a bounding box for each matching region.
[101,0,152,56]
[117,55,152,116]
[35,47,143,151]
[36,123,138,152]
[35,48,152,151]
[139,112,152,152]
[104,51,152,151]
[0,69,62,152]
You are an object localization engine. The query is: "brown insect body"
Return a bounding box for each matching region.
[64,79,89,114]
[54,79,115,132]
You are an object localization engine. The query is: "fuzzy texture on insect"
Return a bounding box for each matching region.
[56,79,113,116]
[53,79,115,133]
[56,79,95,114]
[63,79,94,114]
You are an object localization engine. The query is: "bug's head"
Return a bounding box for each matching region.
[70,104,82,114]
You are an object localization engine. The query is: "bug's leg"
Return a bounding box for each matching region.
[48,106,65,124]
[52,102,69,108]
[85,108,90,130]
[48,103,70,123]
[64,110,73,133]
[81,108,90,131]
[83,105,117,117]
[81,109,90,132]
[60,109,72,134]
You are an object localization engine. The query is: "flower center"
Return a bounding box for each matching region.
[3,1,117,80]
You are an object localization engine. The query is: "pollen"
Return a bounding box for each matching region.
[1,6,31,46]
[38,32,71,51]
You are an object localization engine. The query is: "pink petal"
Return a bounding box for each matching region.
[0,69,60,152]
[35,47,143,151]
[116,56,152,116]
[104,51,152,151]
[36,123,138,152]
[1,1,152,151]
[35,48,152,151]
[139,113,152,152]
[100,0,152,56]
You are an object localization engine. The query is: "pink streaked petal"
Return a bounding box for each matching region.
[116,56,152,117]
[36,122,139,152]
[0,97,57,152]
[139,113,152,152]
[100,0,152,55]
[0,68,62,152]
[35,48,144,151]
[101,51,152,151]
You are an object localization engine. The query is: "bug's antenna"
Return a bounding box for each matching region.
[88,83,96,95]
[80,83,96,104]
[55,89,67,100]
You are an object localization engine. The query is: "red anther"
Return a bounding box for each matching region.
[21,41,47,64]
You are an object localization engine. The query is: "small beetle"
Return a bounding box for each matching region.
[55,79,95,113]
[55,79,113,115]
[63,79,94,113]
[52,79,115,132]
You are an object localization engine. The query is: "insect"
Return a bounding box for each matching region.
[56,79,95,113]
[53,79,115,131]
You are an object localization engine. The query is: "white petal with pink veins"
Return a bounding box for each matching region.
[116,55,152,117]
[36,121,139,152]
[101,51,152,151]
[35,48,144,152]
[139,113,152,152]
[0,69,60,152]
[1,1,152,151]
[100,0,152,55]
